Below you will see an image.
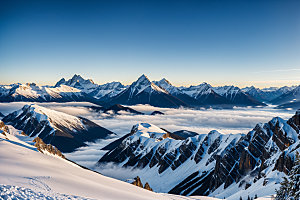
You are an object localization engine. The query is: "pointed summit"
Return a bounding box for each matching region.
[160,78,172,85]
[69,74,85,84]
[54,78,66,87]
[57,74,98,93]
[139,74,149,80]
[134,74,151,86]
[109,75,187,108]
[154,78,179,95]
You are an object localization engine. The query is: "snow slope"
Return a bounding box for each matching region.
[0,123,207,200]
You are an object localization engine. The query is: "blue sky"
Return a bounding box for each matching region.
[0,0,299,88]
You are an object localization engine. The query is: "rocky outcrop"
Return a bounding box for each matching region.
[132,176,143,188]
[144,182,153,191]
[33,137,65,159]
[0,120,9,136]
[131,176,153,192]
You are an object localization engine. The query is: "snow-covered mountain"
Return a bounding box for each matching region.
[271,85,300,105]
[262,85,296,95]
[242,86,296,102]
[110,75,187,108]
[0,83,91,103]
[56,74,126,100]
[214,86,265,106]
[181,83,230,105]
[55,74,98,94]
[0,120,187,200]
[97,111,300,199]
[153,79,203,106]
[1,74,297,107]
[98,123,243,196]
[242,86,270,102]
[2,104,115,152]
[153,78,182,95]
[92,81,126,100]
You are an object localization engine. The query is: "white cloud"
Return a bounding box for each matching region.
[86,104,294,136]
[0,102,295,136]
[0,102,296,170]
[94,163,143,182]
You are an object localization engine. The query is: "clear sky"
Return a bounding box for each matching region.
[0,0,299,88]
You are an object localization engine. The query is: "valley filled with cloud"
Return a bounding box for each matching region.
[0,102,295,170]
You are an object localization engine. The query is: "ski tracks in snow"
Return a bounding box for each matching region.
[24,176,52,193]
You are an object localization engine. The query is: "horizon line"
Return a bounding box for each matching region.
[0,74,299,89]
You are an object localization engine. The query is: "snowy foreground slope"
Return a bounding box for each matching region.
[0,122,215,200]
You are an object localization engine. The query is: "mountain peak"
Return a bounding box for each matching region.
[54,78,66,87]
[159,78,172,85]
[136,74,150,82]
[130,123,171,141]
[70,74,85,83]
[132,74,152,88]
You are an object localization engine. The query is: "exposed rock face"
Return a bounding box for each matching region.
[98,111,300,198]
[132,176,143,188]
[0,120,8,136]
[2,104,115,153]
[33,137,65,159]
[287,110,300,134]
[171,112,300,196]
[273,152,293,174]
[98,123,242,194]
[144,182,153,191]
[131,176,153,192]
[0,120,65,159]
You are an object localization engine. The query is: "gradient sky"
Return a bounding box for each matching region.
[0,0,299,88]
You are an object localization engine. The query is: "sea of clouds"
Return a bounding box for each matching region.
[0,102,295,169]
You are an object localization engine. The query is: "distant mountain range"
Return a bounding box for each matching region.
[0,74,298,108]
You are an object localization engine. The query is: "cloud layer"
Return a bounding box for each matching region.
[89,104,295,136]
[0,102,295,169]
